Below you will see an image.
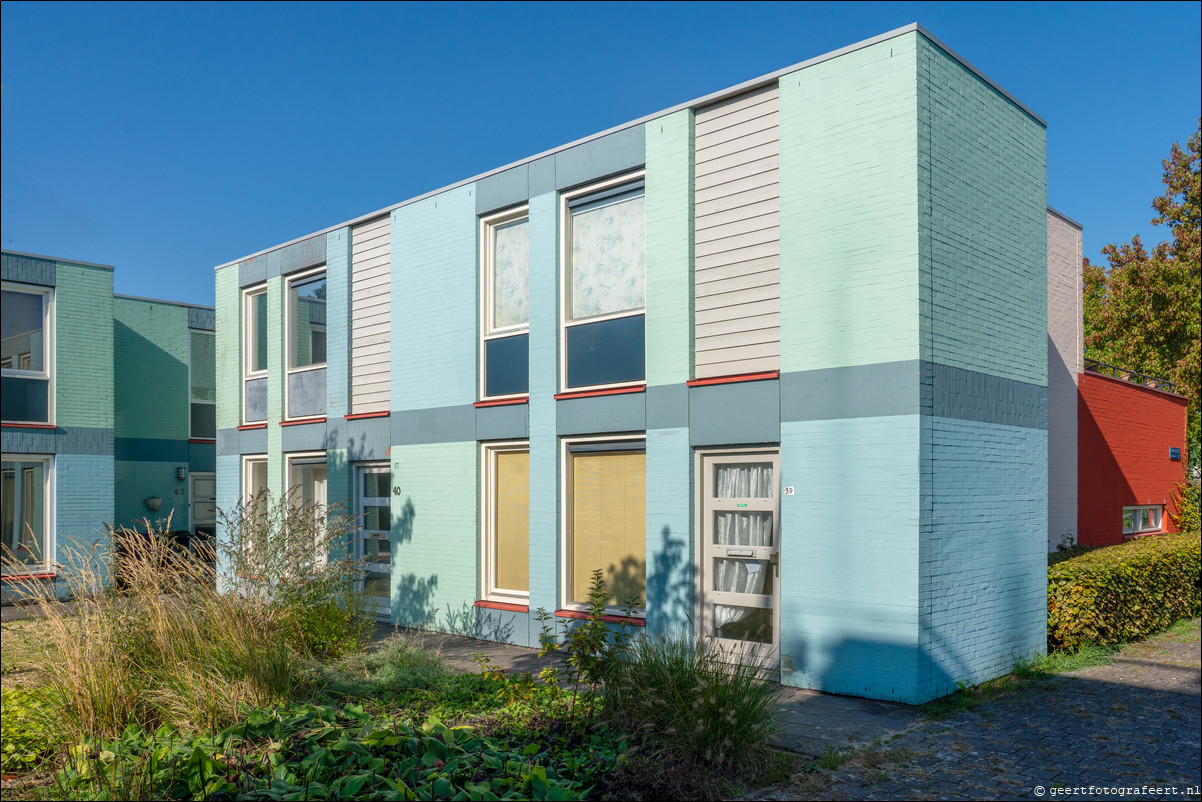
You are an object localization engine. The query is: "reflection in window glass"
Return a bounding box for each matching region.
[1,291,46,374]
[290,275,327,369]
[492,218,529,331]
[569,190,645,320]
[1,459,48,571]
[248,291,268,374]
[190,332,215,401]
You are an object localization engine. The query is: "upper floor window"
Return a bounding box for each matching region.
[481,207,529,399]
[286,270,327,420]
[189,330,216,439]
[242,287,268,424]
[1,285,52,424]
[561,175,646,391]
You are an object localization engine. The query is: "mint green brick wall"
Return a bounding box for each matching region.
[645,109,693,386]
[55,262,114,429]
[114,460,189,531]
[214,266,241,431]
[917,37,1047,385]
[778,36,919,373]
[113,297,189,440]
[389,441,477,630]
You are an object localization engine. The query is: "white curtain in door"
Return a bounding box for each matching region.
[712,463,773,632]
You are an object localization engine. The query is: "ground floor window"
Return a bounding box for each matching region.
[564,438,645,610]
[1,455,52,574]
[482,442,529,602]
[1122,505,1162,535]
[287,453,328,565]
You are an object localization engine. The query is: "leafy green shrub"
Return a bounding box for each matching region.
[56,703,604,801]
[1048,532,1201,651]
[605,629,781,768]
[219,491,375,659]
[1,687,54,774]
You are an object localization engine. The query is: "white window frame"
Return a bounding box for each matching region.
[188,471,217,537]
[481,440,530,603]
[286,451,329,567]
[284,267,328,421]
[0,453,54,576]
[355,462,391,616]
[188,329,216,440]
[558,172,648,394]
[1122,505,1163,535]
[1,283,55,425]
[559,434,647,615]
[241,285,268,425]
[480,206,530,402]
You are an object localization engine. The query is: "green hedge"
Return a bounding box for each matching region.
[1048,532,1201,651]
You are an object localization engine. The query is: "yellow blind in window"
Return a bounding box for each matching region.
[570,450,645,606]
[494,450,529,592]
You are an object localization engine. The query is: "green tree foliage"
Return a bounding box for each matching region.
[1083,121,1201,479]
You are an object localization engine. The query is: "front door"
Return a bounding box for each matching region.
[190,472,217,560]
[355,465,391,618]
[698,450,780,664]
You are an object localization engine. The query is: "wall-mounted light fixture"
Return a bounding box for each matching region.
[177,466,188,481]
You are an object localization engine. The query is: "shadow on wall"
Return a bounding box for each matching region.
[113,321,187,435]
[786,638,959,705]
[1077,390,1135,547]
[390,495,441,628]
[645,524,692,632]
[441,603,517,644]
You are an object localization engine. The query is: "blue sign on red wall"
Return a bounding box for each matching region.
[1170,447,1181,460]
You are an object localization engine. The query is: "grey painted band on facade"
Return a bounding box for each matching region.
[647,384,688,430]
[475,125,647,215]
[216,426,267,456]
[780,362,922,422]
[1,426,114,456]
[556,392,646,436]
[115,437,189,462]
[476,403,529,441]
[189,441,217,472]
[238,234,327,288]
[391,405,477,446]
[923,363,1047,430]
[690,380,781,447]
[280,420,329,453]
[2,251,56,287]
[324,416,392,461]
[188,307,216,331]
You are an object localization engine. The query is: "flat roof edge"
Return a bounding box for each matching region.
[2,249,115,271]
[216,22,1044,271]
[114,292,214,310]
[1047,205,1084,230]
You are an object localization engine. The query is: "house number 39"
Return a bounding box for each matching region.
[782,486,795,496]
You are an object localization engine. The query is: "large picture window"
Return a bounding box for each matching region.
[561,176,646,391]
[481,208,529,399]
[482,442,529,602]
[563,438,645,609]
[1,455,52,574]
[286,270,327,419]
[189,330,216,439]
[1,285,52,424]
[242,287,268,423]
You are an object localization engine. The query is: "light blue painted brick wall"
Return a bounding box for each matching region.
[644,426,691,633]
[526,191,560,639]
[55,453,115,573]
[114,460,190,532]
[779,416,922,703]
[390,186,477,411]
[325,227,352,419]
[215,453,242,585]
[917,37,1047,386]
[919,417,1047,698]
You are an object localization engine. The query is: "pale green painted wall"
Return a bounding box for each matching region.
[214,267,241,431]
[265,276,285,496]
[778,35,920,373]
[645,109,694,386]
[54,262,114,429]
[113,297,189,440]
[389,441,478,630]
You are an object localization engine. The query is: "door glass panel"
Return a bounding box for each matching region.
[713,511,773,547]
[714,462,773,498]
[713,558,773,595]
[363,573,390,599]
[362,504,389,534]
[364,472,390,499]
[713,605,773,644]
[362,535,390,566]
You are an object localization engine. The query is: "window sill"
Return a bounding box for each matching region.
[554,609,645,626]
[554,385,645,401]
[237,423,267,430]
[1,422,56,429]
[0,571,56,583]
[475,600,530,613]
[687,371,779,387]
[1123,531,1164,540]
[280,416,326,427]
[189,438,216,444]
[346,411,390,420]
[475,396,529,408]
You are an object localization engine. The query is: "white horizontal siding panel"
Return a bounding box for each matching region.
[695,87,779,130]
[695,282,781,311]
[695,298,779,326]
[696,129,782,166]
[351,215,392,414]
[695,228,779,259]
[695,197,780,233]
[695,169,779,204]
[695,268,780,298]
[696,312,781,339]
[696,255,780,285]
[695,112,780,151]
[694,154,779,191]
[698,355,781,377]
[696,211,780,246]
[695,340,781,367]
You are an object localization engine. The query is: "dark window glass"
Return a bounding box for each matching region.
[287,367,326,418]
[244,376,268,422]
[485,333,529,397]
[1,377,49,422]
[191,403,216,439]
[565,315,644,389]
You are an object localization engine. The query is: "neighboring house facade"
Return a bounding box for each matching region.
[1,250,215,598]
[213,24,1052,704]
[1077,365,1189,547]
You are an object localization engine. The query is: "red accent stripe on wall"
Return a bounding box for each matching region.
[188,438,216,444]
[237,423,267,431]
[553,386,646,401]
[0,573,56,582]
[1,423,56,430]
[474,397,529,408]
[345,411,390,420]
[475,600,530,613]
[686,371,779,387]
[554,609,646,626]
[280,416,326,427]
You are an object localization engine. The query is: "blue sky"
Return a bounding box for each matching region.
[2,1,1199,307]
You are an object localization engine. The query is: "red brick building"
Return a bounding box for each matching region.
[1077,365,1190,547]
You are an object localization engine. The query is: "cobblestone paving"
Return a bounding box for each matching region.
[748,622,1201,801]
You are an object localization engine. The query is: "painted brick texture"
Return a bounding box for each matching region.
[55,263,114,430]
[214,267,241,432]
[645,109,693,386]
[1047,212,1082,547]
[113,297,189,440]
[1077,372,1188,546]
